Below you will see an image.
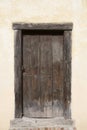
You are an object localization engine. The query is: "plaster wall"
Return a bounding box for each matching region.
[0,0,87,130]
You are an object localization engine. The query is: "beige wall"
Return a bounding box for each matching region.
[0,0,87,130]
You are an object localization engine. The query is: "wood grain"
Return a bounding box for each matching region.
[63,31,72,119]
[52,35,64,117]
[23,35,41,117]
[40,36,53,117]
[14,30,22,118]
[14,28,72,118]
[13,23,73,30]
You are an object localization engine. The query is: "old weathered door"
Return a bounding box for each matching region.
[22,31,64,117]
[13,23,72,119]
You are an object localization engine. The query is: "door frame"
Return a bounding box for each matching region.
[13,23,73,118]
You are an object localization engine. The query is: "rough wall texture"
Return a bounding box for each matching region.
[0,0,87,130]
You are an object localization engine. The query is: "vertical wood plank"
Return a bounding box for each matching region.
[63,31,72,119]
[14,30,22,118]
[23,35,40,75]
[40,36,52,75]
[23,35,41,117]
[40,35,53,117]
[52,36,64,117]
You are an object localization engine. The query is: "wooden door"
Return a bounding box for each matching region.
[22,31,64,118]
[13,23,73,119]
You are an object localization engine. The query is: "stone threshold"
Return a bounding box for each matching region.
[9,117,76,130]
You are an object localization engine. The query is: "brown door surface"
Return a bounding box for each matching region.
[23,31,64,117]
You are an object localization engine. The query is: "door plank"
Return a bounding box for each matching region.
[40,36,52,75]
[40,35,53,117]
[52,35,64,117]
[23,35,39,75]
[23,74,41,117]
[23,35,41,117]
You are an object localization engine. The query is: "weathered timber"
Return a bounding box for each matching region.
[14,30,22,118]
[23,34,53,117]
[23,35,41,117]
[40,35,53,117]
[13,24,73,118]
[63,31,72,119]
[52,35,64,117]
[22,33,69,118]
[13,23,73,30]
